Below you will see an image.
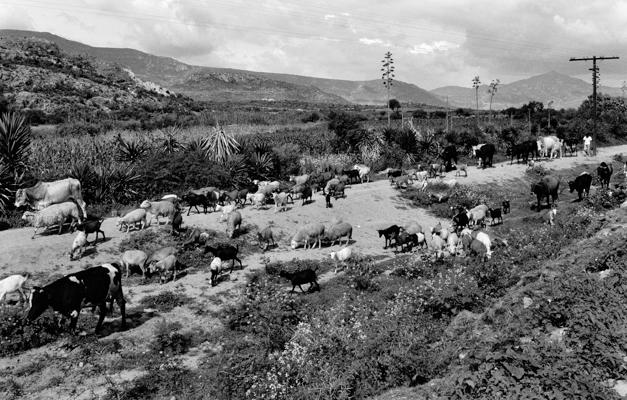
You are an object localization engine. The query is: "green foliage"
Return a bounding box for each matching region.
[204,124,240,163]
[0,112,31,174]
[328,111,366,153]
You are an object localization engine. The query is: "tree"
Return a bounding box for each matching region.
[487,79,500,115]
[472,76,481,112]
[388,99,401,111]
[381,51,395,127]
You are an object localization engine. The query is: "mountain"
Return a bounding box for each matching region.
[0,34,200,124]
[431,71,623,110]
[0,30,443,106]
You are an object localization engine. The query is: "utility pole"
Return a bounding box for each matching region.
[569,56,619,155]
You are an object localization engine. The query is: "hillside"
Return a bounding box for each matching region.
[0,34,199,124]
[0,30,444,106]
[431,71,623,110]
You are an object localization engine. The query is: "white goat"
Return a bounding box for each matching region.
[0,274,29,305]
[330,246,353,273]
[70,230,88,260]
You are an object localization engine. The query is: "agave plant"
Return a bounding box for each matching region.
[0,161,11,215]
[223,154,250,188]
[249,152,274,180]
[0,112,31,177]
[204,124,240,163]
[186,137,208,154]
[159,126,185,154]
[116,134,147,163]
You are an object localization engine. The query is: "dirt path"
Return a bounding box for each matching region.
[1,144,626,399]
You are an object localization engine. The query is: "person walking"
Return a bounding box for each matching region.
[583,135,592,156]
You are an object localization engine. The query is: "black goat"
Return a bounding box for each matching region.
[452,211,469,231]
[487,207,503,225]
[171,210,183,235]
[301,186,313,206]
[204,244,242,270]
[182,192,209,216]
[76,216,105,244]
[377,225,400,249]
[394,231,418,252]
[279,269,320,293]
[502,200,511,214]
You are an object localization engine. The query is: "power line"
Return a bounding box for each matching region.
[569,55,620,155]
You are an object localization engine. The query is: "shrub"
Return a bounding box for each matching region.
[139,291,192,312]
[0,307,66,356]
[149,320,192,356]
[301,112,321,123]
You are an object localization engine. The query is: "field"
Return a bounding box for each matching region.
[1,141,627,399]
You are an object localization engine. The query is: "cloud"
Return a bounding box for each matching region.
[359,37,391,47]
[408,40,460,55]
[0,6,34,30]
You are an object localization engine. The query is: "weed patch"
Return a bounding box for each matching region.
[139,291,193,312]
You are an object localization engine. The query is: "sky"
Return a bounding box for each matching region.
[1,0,627,90]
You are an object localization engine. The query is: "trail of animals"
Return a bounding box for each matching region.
[1,145,627,336]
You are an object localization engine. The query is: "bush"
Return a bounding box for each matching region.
[301,112,322,123]
[149,320,192,356]
[0,307,66,356]
[140,291,192,312]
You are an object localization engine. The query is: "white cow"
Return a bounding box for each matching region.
[15,178,87,218]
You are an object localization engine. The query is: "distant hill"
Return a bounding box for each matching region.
[0,33,199,125]
[431,71,623,110]
[0,30,445,106]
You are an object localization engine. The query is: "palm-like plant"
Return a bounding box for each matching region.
[204,124,239,163]
[0,112,31,178]
[0,161,12,214]
[223,154,250,188]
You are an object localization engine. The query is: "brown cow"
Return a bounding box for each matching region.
[15,178,87,218]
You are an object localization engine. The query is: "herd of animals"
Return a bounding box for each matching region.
[0,138,622,335]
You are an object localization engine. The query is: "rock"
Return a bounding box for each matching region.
[523,297,533,309]
[613,380,627,397]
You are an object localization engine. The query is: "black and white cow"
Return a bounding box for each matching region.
[568,172,593,201]
[27,263,126,333]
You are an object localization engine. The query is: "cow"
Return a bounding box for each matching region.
[537,136,562,159]
[15,178,87,219]
[597,162,613,189]
[441,145,458,172]
[508,140,537,164]
[27,264,126,334]
[568,172,593,201]
[474,144,496,169]
[531,175,560,211]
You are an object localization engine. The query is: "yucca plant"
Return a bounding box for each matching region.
[204,124,240,163]
[0,112,31,178]
[223,154,250,188]
[0,161,12,215]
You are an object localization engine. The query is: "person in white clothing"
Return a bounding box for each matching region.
[583,135,592,156]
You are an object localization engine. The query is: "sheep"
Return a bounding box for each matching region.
[403,221,423,235]
[161,194,181,209]
[330,246,352,273]
[325,222,353,246]
[147,246,178,274]
[182,228,208,248]
[155,255,178,284]
[324,178,341,195]
[291,223,325,249]
[0,274,29,305]
[416,232,426,249]
[279,269,320,293]
[455,164,468,177]
[289,174,310,185]
[472,231,493,259]
[273,192,289,212]
[469,239,489,261]
[544,205,557,226]
[70,231,88,261]
[76,217,105,244]
[259,181,281,196]
[120,250,149,278]
[251,192,266,209]
[257,226,275,251]
[204,244,242,270]
[209,257,225,286]
[140,200,176,225]
[430,233,446,258]
[466,204,489,227]
[226,211,242,238]
[447,232,460,256]
[116,208,147,233]
[22,201,82,239]
[216,204,237,218]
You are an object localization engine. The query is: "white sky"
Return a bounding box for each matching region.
[1,0,626,89]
